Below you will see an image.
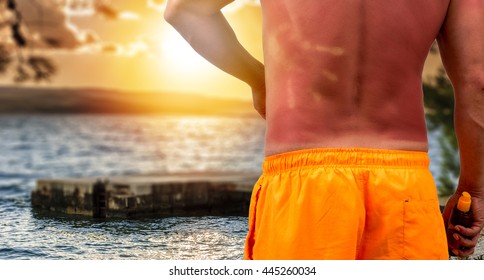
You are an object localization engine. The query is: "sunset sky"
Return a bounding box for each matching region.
[0,0,263,101]
[0,0,442,101]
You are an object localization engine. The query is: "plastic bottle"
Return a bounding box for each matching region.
[448,192,473,255]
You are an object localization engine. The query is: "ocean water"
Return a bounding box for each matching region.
[0,114,444,260]
[0,115,265,260]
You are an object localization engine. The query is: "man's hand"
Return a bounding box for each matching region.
[443,191,484,258]
[251,83,266,119]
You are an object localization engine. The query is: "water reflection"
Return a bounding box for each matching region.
[29,210,247,260]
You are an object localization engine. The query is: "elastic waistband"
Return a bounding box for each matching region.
[263,148,430,174]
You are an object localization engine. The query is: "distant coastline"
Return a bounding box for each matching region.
[0,86,257,117]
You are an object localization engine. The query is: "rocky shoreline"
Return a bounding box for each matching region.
[452,229,484,260]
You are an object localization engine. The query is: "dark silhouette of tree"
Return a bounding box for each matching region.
[0,45,12,73]
[0,0,119,83]
[0,0,57,83]
[423,68,459,197]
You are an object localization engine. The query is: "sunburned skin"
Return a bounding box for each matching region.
[262,0,451,156]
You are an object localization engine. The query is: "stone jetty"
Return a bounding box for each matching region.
[31,172,259,218]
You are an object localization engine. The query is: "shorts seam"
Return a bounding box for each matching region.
[263,165,428,176]
[245,180,263,260]
[403,200,408,259]
[264,148,428,160]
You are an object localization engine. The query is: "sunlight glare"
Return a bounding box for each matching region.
[160,29,211,74]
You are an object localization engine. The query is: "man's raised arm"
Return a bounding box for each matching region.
[164,0,266,118]
[438,0,484,258]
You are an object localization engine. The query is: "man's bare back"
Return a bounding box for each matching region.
[263,0,450,155]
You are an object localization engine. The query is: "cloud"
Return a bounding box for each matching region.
[118,11,140,21]
[79,29,100,44]
[9,0,136,50]
[14,0,88,49]
[94,3,119,20]
[147,0,166,12]
[63,0,96,17]
[237,0,261,6]
[100,42,120,54]
[76,39,149,57]
[225,0,261,12]
[2,0,260,53]
[125,41,149,56]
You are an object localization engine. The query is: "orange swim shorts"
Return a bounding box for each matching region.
[244,148,448,260]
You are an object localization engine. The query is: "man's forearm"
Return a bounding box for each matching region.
[455,87,484,195]
[164,1,265,90]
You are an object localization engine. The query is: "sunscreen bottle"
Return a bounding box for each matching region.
[448,192,473,255]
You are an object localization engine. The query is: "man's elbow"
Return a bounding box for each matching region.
[164,0,224,23]
[164,0,186,24]
[453,69,484,113]
[459,69,484,93]
[470,71,484,93]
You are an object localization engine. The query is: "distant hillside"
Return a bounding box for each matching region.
[0,87,258,117]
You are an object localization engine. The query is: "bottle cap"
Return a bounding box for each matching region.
[457,192,471,213]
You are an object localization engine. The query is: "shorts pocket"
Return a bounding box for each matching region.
[403,199,448,260]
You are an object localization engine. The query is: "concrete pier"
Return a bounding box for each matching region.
[32,172,259,218]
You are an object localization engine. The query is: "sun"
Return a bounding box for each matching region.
[152,22,253,99]
[160,28,212,74]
